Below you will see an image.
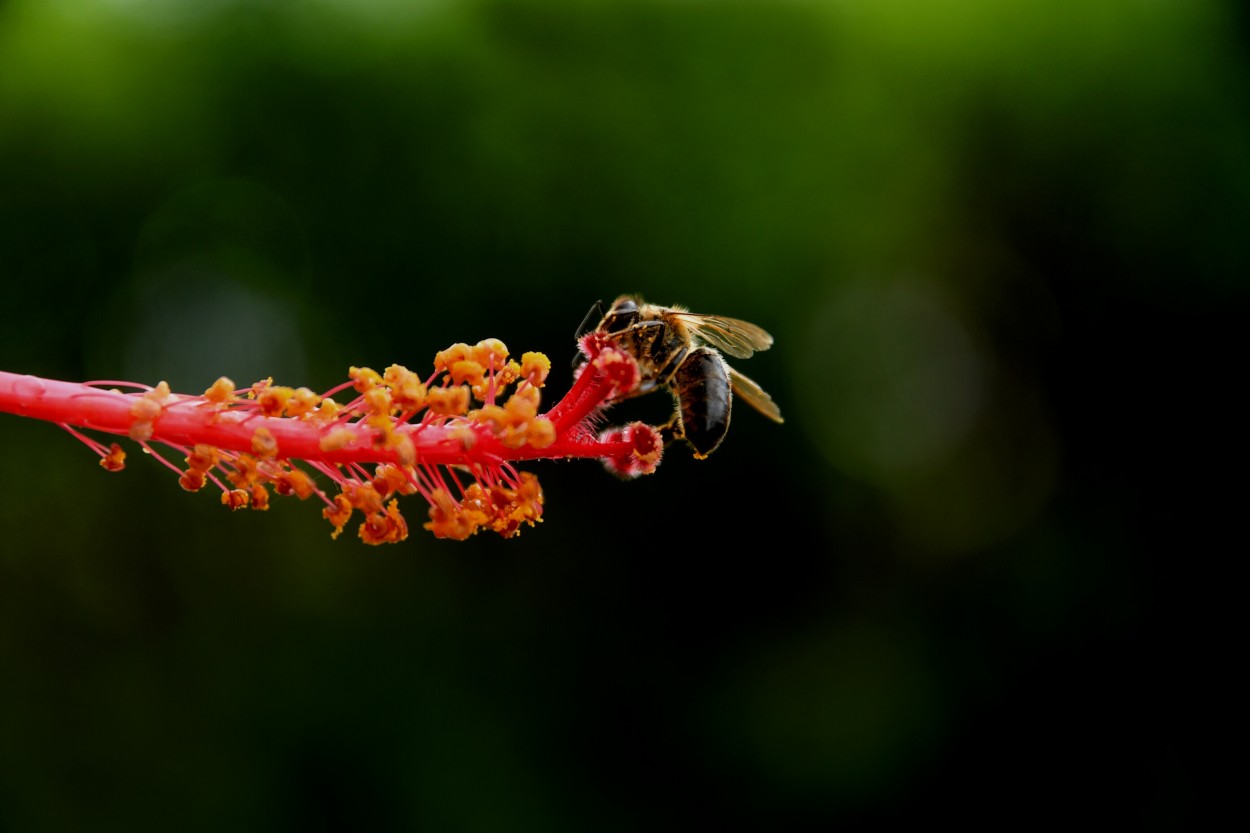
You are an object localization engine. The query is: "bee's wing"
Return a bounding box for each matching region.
[728,366,784,424]
[672,312,774,359]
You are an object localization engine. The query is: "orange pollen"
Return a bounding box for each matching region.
[275,468,317,499]
[99,443,127,472]
[449,424,477,450]
[527,417,556,448]
[473,404,508,430]
[129,397,161,424]
[374,463,416,496]
[350,366,382,393]
[179,469,207,492]
[383,364,426,410]
[427,386,470,416]
[390,433,416,467]
[250,484,270,511]
[434,343,473,374]
[358,499,408,545]
[185,444,219,472]
[450,360,485,387]
[323,494,353,539]
[521,352,551,387]
[285,387,321,417]
[473,338,509,368]
[312,399,341,422]
[494,361,522,391]
[203,376,236,404]
[251,426,279,458]
[256,385,294,417]
[319,426,355,452]
[363,386,393,416]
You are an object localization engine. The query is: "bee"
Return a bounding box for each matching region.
[574,294,783,459]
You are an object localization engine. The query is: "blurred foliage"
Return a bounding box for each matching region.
[1,0,1242,829]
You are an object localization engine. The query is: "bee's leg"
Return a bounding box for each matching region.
[612,320,667,345]
[654,344,689,386]
[657,414,684,447]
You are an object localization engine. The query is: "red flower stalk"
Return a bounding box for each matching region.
[0,333,663,543]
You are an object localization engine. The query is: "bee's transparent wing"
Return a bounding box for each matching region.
[729,366,783,423]
[675,313,775,359]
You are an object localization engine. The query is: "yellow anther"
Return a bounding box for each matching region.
[520,352,551,387]
[251,426,279,458]
[473,338,509,368]
[257,385,294,417]
[374,463,416,496]
[178,469,206,491]
[347,482,384,516]
[450,360,485,387]
[383,365,426,410]
[434,343,472,374]
[390,433,416,467]
[427,385,470,416]
[319,426,355,452]
[204,376,236,404]
[186,444,219,472]
[99,443,127,472]
[499,426,529,449]
[494,361,521,391]
[423,489,489,541]
[250,484,270,511]
[247,378,273,398]
[275,468,316,499]
[130,396,162,423]
[312,398,341,422]
[227,454,260,489]
[527,417,556,448]
[449,424,477,450]
[365,412,395,436]
[472,404,508,430]
[286,387,321,417]
[349,366,383,393]
[359,499,409,545]
[364,385,393,416]
[323,493,353,539]
[505,389,539,421]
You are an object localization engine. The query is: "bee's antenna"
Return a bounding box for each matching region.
[574,299,604,340]
[572,299,605,367]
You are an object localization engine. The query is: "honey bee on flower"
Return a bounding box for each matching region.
[0,296,781,543]
[574,294,783,459]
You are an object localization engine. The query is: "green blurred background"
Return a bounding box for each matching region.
[0,0,1241,828]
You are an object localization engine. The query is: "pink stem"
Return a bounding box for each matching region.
[0,369,639,468]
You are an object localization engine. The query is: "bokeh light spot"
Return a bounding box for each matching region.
[800,274,987,478]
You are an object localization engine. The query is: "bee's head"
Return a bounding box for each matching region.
[599,296,640,333]
[573,295,643,368]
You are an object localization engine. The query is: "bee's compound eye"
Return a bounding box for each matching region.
[602,298,639,332]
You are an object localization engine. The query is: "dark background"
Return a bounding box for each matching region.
[0,0,1241,829]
